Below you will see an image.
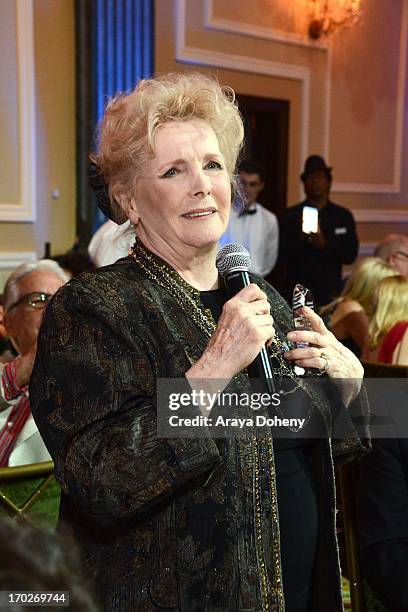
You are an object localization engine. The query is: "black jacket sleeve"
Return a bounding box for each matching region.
[29,279,221,526]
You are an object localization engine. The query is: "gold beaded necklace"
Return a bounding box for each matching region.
[129,238,217,338]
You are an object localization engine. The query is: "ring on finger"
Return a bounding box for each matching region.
[320,351,331,372]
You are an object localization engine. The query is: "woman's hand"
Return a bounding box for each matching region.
[187,284,275,381]
[284,306,363,405]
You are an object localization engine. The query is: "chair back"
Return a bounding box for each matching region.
[337,462,367,612]
[0,461,60,529]
[361,360,408,378]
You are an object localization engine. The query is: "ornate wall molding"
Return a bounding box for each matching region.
[351,208,408,224]
[175,0,310,198]
[0,0,36,222]
[185,0,408,196]
[204,0,329,51]
[0,252,37,270]
[333,0,408,194]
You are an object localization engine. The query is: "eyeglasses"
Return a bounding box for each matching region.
[395,251,408,260]
[7,292,52,312]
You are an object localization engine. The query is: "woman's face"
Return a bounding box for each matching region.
[131,120,231,259]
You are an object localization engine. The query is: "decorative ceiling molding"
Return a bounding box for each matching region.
[0,0,36,222]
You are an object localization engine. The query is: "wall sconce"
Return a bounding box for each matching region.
[308,0,362,39]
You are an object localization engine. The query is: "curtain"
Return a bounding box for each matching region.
[75,0,154,245]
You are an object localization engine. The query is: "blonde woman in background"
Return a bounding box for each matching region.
[321,257,397,356]
[364,275,408,365]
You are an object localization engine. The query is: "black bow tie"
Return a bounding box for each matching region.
[238,208,257,217]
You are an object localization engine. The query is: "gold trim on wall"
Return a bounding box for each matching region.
[193,0,408,196]
[0,0,36,222]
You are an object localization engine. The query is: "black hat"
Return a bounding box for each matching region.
[300,155,332,182]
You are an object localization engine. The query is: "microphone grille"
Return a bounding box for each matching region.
[216,243,251,277]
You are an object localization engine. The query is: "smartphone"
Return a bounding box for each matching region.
[302,205,318,234]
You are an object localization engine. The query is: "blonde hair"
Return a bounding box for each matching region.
[322,257,397,318]
[369,275,408,348]
[93,72,245,217]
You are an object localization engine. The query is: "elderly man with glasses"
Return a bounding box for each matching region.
[0,260,68,467]
[375,233,408,278]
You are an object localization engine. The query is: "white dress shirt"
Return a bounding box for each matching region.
[219,202,279,277]
[88,220,135,267]
[0,364,51,467]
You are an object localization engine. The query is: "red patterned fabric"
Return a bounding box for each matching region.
[2,360,22,401]
[378,321,408,364]
[0,359,31,467]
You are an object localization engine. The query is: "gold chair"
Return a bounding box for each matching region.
[337,461,366,612]
[0,461,60,529]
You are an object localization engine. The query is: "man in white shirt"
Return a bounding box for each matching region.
[88,219,134,267]
[0,260,68,466]
[219,159,279,277]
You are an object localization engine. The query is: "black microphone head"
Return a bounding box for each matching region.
[216,243,251,278]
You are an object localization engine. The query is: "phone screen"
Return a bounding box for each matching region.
[302,206,318,234]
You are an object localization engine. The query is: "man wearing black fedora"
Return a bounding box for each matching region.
[279,155,359,308]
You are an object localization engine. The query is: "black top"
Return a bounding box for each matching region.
[200,285,318,612]
[280,200,359,308]
[321,303,362,357]
[200,286,227,323]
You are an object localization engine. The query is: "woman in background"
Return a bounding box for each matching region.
[321,257,397,356]
[364,275,408,365]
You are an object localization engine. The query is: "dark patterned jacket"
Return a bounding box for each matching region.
[30,251,368,612]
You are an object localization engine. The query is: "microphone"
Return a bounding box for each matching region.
[216,243,276,394]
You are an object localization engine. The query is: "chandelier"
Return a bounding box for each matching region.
[308,0,362,39]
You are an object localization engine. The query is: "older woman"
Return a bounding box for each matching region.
[30,73,367,612]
